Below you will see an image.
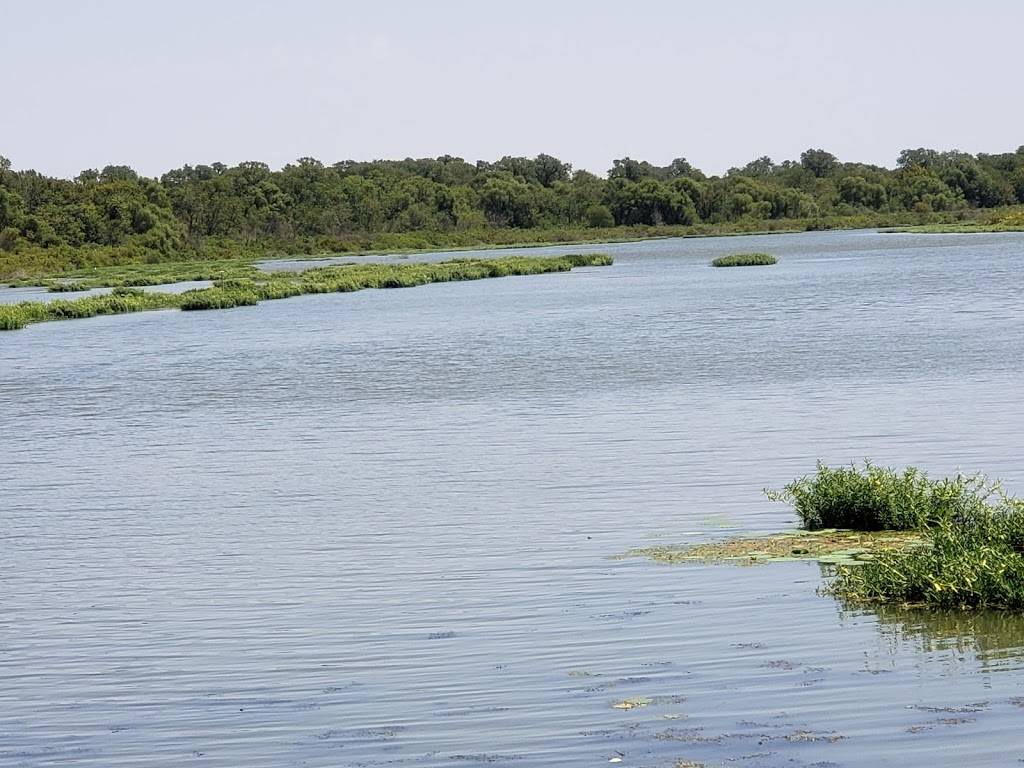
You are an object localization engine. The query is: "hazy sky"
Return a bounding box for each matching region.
[4,1,1022,179]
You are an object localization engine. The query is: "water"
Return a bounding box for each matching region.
[3,230,1024,767]
[0,281,213,305]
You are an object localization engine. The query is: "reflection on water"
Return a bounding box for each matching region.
[844,600,1024,672]
[3,229,1024,767]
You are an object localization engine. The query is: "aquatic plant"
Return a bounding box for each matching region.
[636,461,1024,609]
[766,462,1024,608]
[0,254,613,329]
[179,286,259,311]
[765,461,993,531]
[631,528,924,566]
[0,291,183,330]
[830,489,1024,609]
[34,260,263,291]
[47,281,92,292]
[711,253,777,267]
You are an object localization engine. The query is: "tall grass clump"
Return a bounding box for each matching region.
[0,305,28,330]
[767,461,992,531]
[0,292,182,329]
[711,253,777,267]
[831,489,1024,609]
[770,461,1024,608]
[179,286,259,310]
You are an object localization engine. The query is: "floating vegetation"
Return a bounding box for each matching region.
[636,461,1024,611]
[0,254,612,331]
[632,529,924,567]
[710,253,777,267]
[612,697,652,710]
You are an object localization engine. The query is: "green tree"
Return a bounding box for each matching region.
[800,148,839,178]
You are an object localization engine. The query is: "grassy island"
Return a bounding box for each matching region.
[635,462,1024,610]
[711,253,777,267]
[0,253,612,331]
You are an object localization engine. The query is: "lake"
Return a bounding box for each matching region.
[3,229,1024,767]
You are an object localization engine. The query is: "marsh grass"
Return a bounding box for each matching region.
[11,260,265,291]
[765,461,994,531]
[0,291,182,329]
[711,253,777,267]
[0,254,613,329]
[830,490,1024,609]
[634,461,1024,610]
[765,462,1024,609]
[883,207,1024,234]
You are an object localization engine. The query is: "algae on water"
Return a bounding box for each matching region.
[631,529,924,567]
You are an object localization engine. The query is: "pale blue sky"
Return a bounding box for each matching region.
[3,0,1022,178]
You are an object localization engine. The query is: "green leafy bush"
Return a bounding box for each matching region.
[766,461,993,531]
[831,490,1024,609]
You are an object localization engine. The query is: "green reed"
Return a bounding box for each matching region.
[0,254,613,329]
[711,253,777,267]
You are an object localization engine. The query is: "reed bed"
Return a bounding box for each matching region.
[766,461,989,531]
[0,254,612,330]
[711,253,777,267]
[769,462,1024,609]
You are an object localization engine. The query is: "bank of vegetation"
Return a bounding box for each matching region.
[639,462,1024,610]
[883,207,1024,234]
[711,253,777,267]
[2,146,1024,280]
[0,253,612,331]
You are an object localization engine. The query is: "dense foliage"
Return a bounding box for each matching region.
[770,462,1024,609]
[767,462,992,531]
[830,480,1024,609]
[2,147,1024,277]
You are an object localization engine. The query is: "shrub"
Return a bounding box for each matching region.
[831,490,1024,609]
[585,204,615,229]
[766,461,994,531]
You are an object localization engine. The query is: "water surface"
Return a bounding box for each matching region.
[3,230,1024,766]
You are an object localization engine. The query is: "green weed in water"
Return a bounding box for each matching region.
[710,253,777,267]
[0,254,613,330]
[764,461,993,531]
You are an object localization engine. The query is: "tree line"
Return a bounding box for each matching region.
[1,147,1023,263]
